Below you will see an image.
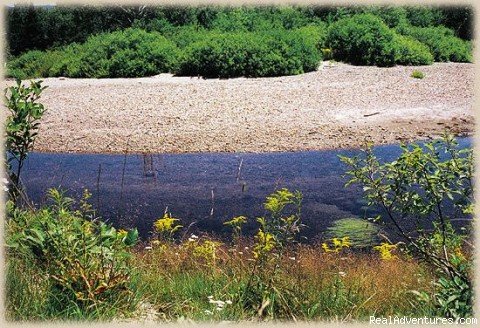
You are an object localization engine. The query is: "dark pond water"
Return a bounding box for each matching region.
[19,137,472,241]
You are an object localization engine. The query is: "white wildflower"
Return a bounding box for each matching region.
[209,299,225,307]
[204,310,213,315]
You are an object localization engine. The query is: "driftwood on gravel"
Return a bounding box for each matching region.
[363,112,380,117]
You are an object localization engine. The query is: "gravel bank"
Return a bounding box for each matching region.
[7,62,474,154]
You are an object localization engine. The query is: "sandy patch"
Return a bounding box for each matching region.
[4,62,474,154]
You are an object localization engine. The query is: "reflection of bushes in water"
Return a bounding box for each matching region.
[325,217,381,248]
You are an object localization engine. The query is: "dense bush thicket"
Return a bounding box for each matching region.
[393,35,434,65]
[177,29,322,78]
[324,13,471,66]
[9,29,181,79]
[396,25,473,62]
[6,5,473,79]
[7,5,472,56]
[325,14,397,66]
[8,26,325,79]
[51,29,180,78]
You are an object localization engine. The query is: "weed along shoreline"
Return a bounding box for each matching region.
[7,62,474,154]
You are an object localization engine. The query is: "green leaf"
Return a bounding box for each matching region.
[124,228,138,246]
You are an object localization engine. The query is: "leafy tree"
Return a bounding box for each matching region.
[404,6,443,27]
[4,80,47,201]
[340,135,473,318]
[440,6,473,40]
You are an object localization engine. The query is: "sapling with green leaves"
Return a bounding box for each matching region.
[339,134,474,318]
[4,79,47,199]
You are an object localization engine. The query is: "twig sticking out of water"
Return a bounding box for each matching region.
[210,188,215,217]
[236,158,244,183]
[143,154,155,177]
[119,151,127,220]
[96,163,102,211]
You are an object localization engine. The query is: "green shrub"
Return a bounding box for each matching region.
[340,135,474,318]
[372,6,410,28]
[7,50,62,79]
[394,34,433,65]
[5,79,47,195]
[434,267,473,319]
[404,6,443,27]
[294,23,328,51]
[398,25,472,62]
[210,7,274,32]
[176,30,322,78]
[5,189,140,319]
[13,28,182,78]
[51,29,179,78]
[411,70,425,79]
[48,43,85,77]
[282,27,325,72]
[326,14,397,67]
[164,25,214,49]
[209,6,313,33]
[132,16,173,33]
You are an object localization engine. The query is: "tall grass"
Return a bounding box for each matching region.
[133,239,437,321]
[5,195,439,322]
